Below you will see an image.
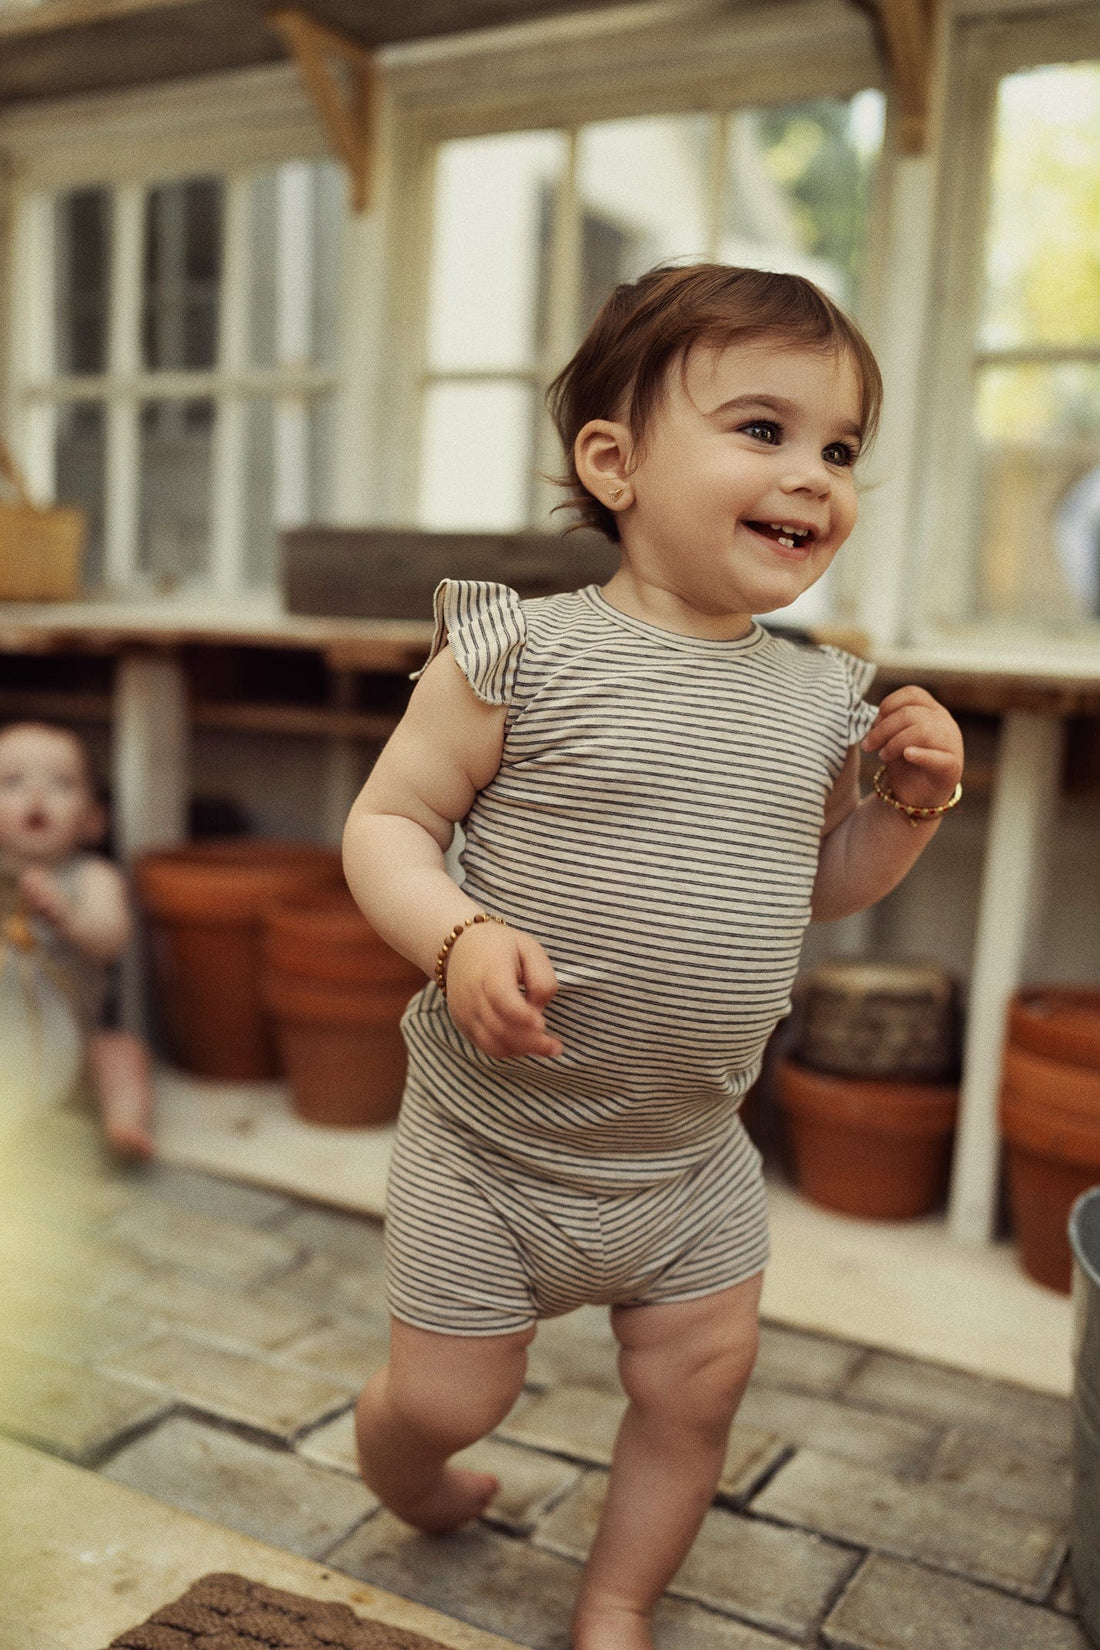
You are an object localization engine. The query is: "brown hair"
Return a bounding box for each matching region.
[547,263,883,543]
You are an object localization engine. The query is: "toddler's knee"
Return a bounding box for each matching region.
[381,1358,524,1453]
[621,1332,757,1437]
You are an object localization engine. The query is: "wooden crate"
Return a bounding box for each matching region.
[282,526,619,621]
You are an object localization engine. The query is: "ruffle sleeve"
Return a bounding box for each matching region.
[410,579,527,706]
[820,644,878,746]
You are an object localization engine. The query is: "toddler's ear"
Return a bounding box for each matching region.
[574,418,633,503]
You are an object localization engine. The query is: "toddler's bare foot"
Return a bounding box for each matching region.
[572,1603,655,1650]
[103,1115,156,1161]
[390,1465,499,1534]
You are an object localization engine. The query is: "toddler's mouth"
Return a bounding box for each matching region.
[23,809,49,832]
[747,522,816,550]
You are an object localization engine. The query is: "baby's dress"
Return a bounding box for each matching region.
[0,855,107,1119]
[386,581,877,1333]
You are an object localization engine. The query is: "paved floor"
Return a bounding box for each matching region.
[1,1105,1091,1650]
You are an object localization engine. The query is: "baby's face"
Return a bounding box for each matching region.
[0,726,99,867]
[620,339,862,628]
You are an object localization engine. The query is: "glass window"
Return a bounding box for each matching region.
[54,189,111,375]
[418,92,885,538]
[973,62,1100,625]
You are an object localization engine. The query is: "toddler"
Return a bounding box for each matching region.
[0,720,155,1157]
[343,264,964,1650]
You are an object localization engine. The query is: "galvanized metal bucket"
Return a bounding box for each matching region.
[1070,1186,1100,1648]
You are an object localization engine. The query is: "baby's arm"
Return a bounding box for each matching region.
[811,686,964,923]
[20,858,131,965]
[343,648,561,1060]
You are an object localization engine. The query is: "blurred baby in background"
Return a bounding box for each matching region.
[0,720,154,1157]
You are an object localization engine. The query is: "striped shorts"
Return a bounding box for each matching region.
[383,1094,770,1336]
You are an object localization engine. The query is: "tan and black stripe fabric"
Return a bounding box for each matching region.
[387,580,877,1334]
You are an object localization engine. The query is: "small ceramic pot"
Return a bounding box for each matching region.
[1008,989,1100,1072]
[776,1055,958,1220]
[134,840,343,1081]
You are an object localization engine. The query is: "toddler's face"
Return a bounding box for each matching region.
[621,339,862,628]
[0,726,100,867]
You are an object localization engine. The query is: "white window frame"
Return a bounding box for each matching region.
[373,1,892,561]
[0,64,361,603]
[913,2,1100,641]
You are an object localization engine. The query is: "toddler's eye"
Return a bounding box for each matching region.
[824,441,859,467]
[741,420,780,444]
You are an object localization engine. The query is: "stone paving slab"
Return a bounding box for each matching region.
[0,1219,151,1305]
[751,1447,1068,1599]
[125,1269,328,1353]
[0,1340,169,1464]
[329,1510,585,1650]
[2,1278,150,1365]
[844,1350,1072,1456]
[736,1383,936,1475]
[751,1323,865,1396]
[651,1596,793,1649]
[271,1251,385,1318]
[534,1469,857,1640]
[925,1426,1073,1522]
[525,1308,621,1394]
[102,1331,352,1442]
[279,1317,390,1388]
[108,1199,302,1287]
[498,1386,785,1506]
[270,1205,388,1281]
[2,1435,524,1650]
[822,1553,1091,1650]
[136,1162,296,1227]
[101,1412,375,1559]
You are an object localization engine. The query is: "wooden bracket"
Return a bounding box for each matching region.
[268,7,376,211]
[871,0,937,154]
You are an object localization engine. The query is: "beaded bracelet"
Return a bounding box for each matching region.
[434,912,508,997]
[873,765,962,828]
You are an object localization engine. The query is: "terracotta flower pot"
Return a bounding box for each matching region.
[261,889,422,1127]
[776,1055,958,1220]
[1000,1023,1100,1294]
[134,840,343,1080]
[1008,989,1100,1071]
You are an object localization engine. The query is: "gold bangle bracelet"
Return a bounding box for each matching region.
[434,912,507,998]
[873,766,962,828]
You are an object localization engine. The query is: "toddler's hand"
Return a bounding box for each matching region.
[19,867,71,929]
[444,920,563,1061]
[862,686,964,811]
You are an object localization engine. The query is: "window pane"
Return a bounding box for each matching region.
[249,160,345,369]
[979,63,1100,352]
[55,189,111,374]
[576,114,711,326]
[426,131,567,371]
[55,403,106,588]
[138,398,213,587]
[975,362,1100,623]
[143,179,223,369]
[243,393,337,586]
[719,93,884,306]
[418,381,535,529]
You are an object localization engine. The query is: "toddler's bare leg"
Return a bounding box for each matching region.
[88,1029,155,1159]
[572,1273,764,1650]
[356,1315,534,1534]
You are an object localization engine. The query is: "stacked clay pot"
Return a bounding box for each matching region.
[135,840,343,1080]
[1000,988,1100,1293]
[775,959,960,1219]
[261,887,423,1127]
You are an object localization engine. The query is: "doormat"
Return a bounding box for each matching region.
[103,1571,457,1650]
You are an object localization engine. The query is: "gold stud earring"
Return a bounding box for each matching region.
[609,487,625,502]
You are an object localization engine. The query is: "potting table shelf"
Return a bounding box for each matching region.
[3,598,1099,1261]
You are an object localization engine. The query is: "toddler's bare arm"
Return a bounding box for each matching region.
[811,686,964,923]
[20,857,131,965]
[343,648,561,1060]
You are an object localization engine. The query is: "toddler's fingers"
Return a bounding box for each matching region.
[900,744,960,772]
[516,935,559,1009]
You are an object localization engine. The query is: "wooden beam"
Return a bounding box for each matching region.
[268,6,376,212]
[872,0,936,153]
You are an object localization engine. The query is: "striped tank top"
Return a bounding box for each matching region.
[400,579,877,1195]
